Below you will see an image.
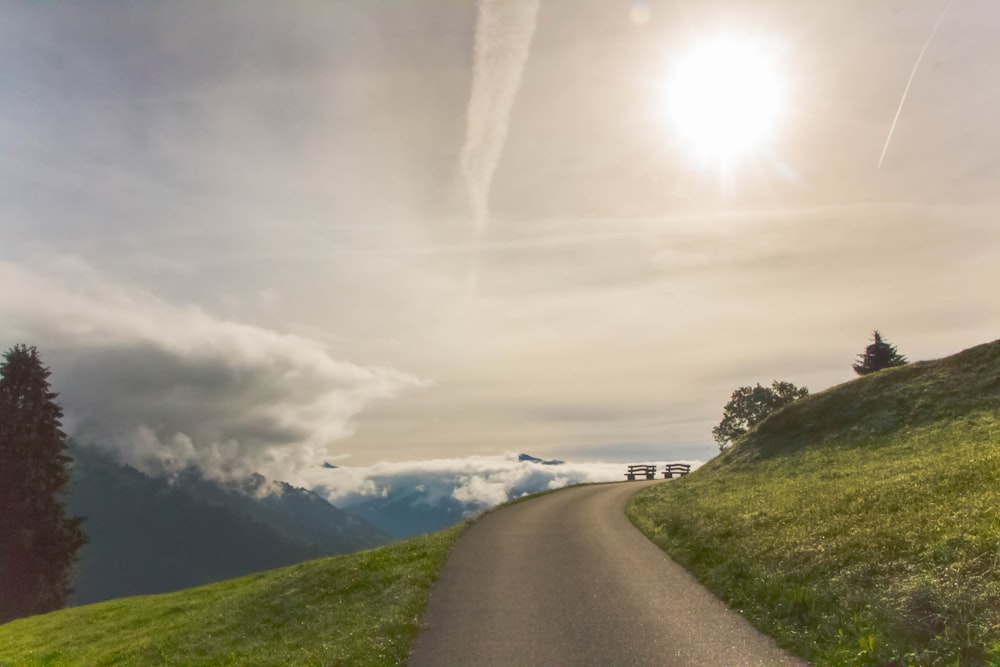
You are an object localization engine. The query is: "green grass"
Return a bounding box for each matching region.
[0,524,466,666]
[628,340,1000,666]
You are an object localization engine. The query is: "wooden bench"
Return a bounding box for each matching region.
[662,463,691,479]
[625,464,657,481]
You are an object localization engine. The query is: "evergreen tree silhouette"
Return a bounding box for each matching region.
[852,330,908,376]
[0,344,86,623]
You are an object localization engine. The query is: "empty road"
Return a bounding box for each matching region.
[408,481,804,666]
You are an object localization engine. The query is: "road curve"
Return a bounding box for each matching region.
[408,481,805,666]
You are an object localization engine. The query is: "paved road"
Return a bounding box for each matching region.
[408,481,805,666]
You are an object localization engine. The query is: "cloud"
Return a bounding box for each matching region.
[306,451,703,512]
[462,0,540,230]
[5,0,999,474]
[0,256,426,481]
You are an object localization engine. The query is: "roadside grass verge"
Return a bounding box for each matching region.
[0,524,466,666]
[628,341,1000,665]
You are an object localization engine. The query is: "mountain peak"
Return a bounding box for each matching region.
[518,453,565,465]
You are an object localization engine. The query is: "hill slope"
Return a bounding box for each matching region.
[723,338,1000,463]
[629,339,1000,665]
[0,525,464,666]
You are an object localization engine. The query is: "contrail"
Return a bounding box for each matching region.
[462,0,541,231]
[877,0,955,172]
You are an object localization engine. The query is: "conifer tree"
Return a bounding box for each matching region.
[0,344,86,623]
[852,330,908,376]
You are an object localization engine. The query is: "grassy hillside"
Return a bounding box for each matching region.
[629,340,1000,666]
[0,524,464,666]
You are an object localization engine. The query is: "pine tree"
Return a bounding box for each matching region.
[0,344,86,623]
[852,330,908,376]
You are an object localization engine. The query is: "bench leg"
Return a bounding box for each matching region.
[663,472,673,479]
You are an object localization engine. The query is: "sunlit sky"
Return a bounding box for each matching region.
[2,0,998,480]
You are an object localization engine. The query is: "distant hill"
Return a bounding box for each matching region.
[170,468,387,553]
[66,444,390,605]
[348,490,468,539]
[721,337,1000,463]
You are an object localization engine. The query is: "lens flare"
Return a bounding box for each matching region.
[664,35,784,169]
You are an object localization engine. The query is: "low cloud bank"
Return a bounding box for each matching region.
[0,257,426,481]
[307,451,703,517]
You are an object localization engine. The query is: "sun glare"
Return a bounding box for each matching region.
[664,35,784,169]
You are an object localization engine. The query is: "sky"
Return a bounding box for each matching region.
[2,0,999,490]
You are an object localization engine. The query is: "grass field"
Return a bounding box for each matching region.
[0,524,465,666]
[628,340,1000,665]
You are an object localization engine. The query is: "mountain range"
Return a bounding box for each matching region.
[66,443,390,605]
[345,453,567,538]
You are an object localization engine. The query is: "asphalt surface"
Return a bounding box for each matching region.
[408,480,806,666]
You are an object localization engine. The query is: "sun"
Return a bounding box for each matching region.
[664,34,784,169]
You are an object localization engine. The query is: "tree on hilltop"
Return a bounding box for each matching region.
[852,330,908,376]
[712,380,809,451]
[0,344,86,623]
